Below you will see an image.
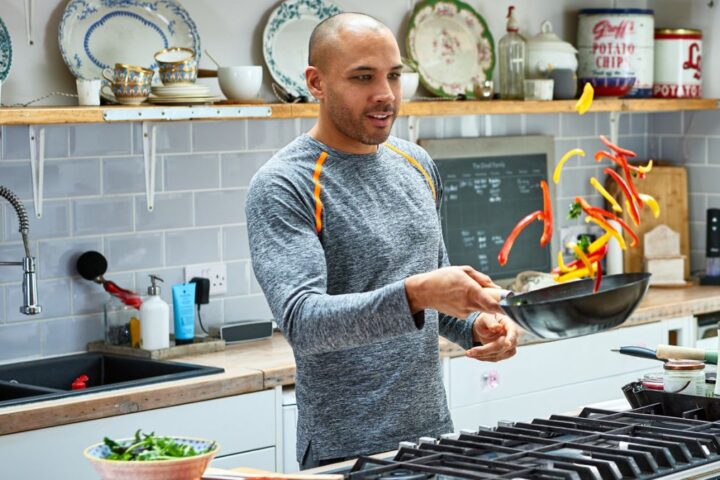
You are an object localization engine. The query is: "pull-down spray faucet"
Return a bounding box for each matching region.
[0,186,41,315]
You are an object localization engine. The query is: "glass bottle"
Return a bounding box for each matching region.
[104,294,137,346]
[498,6,526,100]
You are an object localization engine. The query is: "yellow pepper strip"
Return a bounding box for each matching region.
[589,177,623,213]
[553,148,586,184]
[557,250,577,273]
[626,199,640,226]
[584,215,627,250]
[588,232,611,254]
[637,159,653,174]
[576,82,594,115]
[554,266,594,282]
[639,193,660,218]
[571,242,594,273]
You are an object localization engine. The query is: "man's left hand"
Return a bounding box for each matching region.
[466,313,518,362]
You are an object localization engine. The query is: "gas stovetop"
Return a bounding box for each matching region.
[344,404,720,480]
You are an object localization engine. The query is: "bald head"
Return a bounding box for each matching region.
[308,13,393,70]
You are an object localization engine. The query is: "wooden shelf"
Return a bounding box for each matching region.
[0,98,716,125]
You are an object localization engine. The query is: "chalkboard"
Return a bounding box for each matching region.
[420,136,557,281]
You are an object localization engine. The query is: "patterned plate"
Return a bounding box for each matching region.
[406,0,494,98]
[59,0,200,80]
[0,16,11,81]
[262,0,342,99]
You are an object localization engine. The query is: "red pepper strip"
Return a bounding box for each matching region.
[594,150,647,178]
[599,135,637,158]
[620,158,644,208]
[573,197,640,248]
[540,180,552,247]
[498,210,543,266]
[585,207,639,247]
[604,168,640,225]
[551,243,609,274]
[593,260,603,293]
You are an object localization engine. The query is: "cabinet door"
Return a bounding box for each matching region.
[0,389,276,480]
[450,321,672,409]
[212,447,277,471]
[282,403,300,473]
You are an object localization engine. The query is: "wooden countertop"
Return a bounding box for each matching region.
[2,284,720,435]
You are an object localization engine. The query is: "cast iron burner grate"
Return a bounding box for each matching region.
[345,405,720,480]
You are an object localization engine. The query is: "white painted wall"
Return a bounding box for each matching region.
[0,0,655,106]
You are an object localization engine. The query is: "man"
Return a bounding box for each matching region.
[246,12,519,469]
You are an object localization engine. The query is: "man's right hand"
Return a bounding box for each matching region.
[405,266,504,319]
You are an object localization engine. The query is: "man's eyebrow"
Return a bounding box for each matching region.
[349,64,404,72]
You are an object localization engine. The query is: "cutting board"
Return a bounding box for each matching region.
[604,165,690,279]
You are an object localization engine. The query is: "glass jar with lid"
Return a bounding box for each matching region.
[663,360,705,396]
[104,294,137,346]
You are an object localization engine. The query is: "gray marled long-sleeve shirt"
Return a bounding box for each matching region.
[246,134,476,463]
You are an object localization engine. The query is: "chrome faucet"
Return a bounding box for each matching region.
[0,186,41,315]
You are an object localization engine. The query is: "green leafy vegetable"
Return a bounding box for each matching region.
[103,430,216,461]
[576,234,592,256]
[568,201,582,220]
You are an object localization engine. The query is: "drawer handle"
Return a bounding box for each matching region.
[483,370,499,389]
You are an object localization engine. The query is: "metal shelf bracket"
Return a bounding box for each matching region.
[28,125,45,218]
[609,111,621,145]
[142,122,158,212]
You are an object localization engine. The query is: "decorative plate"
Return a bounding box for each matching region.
[406,0,494,98]
[0,16,11,81]
[263,0,342,99]
[58,0,200,80]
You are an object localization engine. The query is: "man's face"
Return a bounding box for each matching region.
[316,29,403,146]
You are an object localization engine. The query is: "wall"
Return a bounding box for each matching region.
[3,0,708,363]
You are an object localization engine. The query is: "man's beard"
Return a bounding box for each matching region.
[326,92,396,146]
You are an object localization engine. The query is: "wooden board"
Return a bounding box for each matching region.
[88,336,225,359]
[605,165,690,279]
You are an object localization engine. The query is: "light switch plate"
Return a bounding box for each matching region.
[185,263,227,295]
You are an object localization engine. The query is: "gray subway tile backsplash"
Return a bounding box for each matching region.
[44,158,102,198]
[687,165,720,194]
[649,112,683,135]
[223,225,250,260]
[0,322,41,362]
[164,153,220,191]
[224,295,273,321]
[0,243,33,283]
[1,125,68,160]
[192,121,246,152]
[226,261,250,296]
[69,123,132,157]
[0,162,33,199]
[134,266,184,306]
[105,232,164,271]
[4,200,69,242]
[132,122,192,155]
[165,227,221,265]
[221,151,272,188]
[42,314,104,356]
[708,138,720,165]
[73,197,134,235]
[194,189,246,227]
[525,114,559,136]
[103,156,162,195]
[689,194,707,223]
[560,112,595,137]
[72,273,135,316]
[247,119,298,150]
[135,192,193,231]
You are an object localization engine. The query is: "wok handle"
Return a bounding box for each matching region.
[484,288,513,302]
[614,346,661,362]
[656,344,718,364]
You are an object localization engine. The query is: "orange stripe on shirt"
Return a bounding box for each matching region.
[312,151,329,233]
[384,143,437,202]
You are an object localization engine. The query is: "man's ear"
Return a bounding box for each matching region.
[306,66,324,100]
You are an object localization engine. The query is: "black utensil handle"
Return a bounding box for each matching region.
[615,346,663,362]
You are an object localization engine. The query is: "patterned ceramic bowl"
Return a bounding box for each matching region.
[102,81,152,105]
[579,77,636,97]
[155,47,197,85]
[83,436,219,480]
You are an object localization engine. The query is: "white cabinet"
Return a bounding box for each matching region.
[449,317,694,431]
[282,387,300,473]
[0,389,278,480]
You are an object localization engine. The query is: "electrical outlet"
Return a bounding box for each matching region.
[184,263,227,295]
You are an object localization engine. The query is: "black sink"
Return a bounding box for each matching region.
[0,353,224,408]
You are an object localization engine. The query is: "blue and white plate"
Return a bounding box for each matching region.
[263,0,342,100]
[59,0,200,80]
[0,16,11,81]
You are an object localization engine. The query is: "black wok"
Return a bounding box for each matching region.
[498,272,651,339]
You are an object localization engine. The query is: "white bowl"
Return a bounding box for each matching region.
[218,66,263,101]
[401,72,419,101]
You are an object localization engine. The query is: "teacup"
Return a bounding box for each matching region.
[218,66,263,101]
[102,64,153,105]
[154,47,198,85]
[400,72,419,101]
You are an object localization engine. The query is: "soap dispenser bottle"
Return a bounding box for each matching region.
[140,274,170,350]
[498,5,526,99]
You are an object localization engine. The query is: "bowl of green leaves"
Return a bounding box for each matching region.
[83,430,220,480]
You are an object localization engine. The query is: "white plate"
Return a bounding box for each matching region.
[148,95,220,104]
[59,0,200,80]
[262,0,341,99]
[0,16,11,81]
[407,0,495,98]
[152,85,210,96]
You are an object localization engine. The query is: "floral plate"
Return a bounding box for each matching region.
[0,16,11,81]
[406,0,495,98]
[263,0,342,100]
[58,0,200,80]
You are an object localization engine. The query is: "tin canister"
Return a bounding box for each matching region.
[578,9,654,97]
[653,29,702,98]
